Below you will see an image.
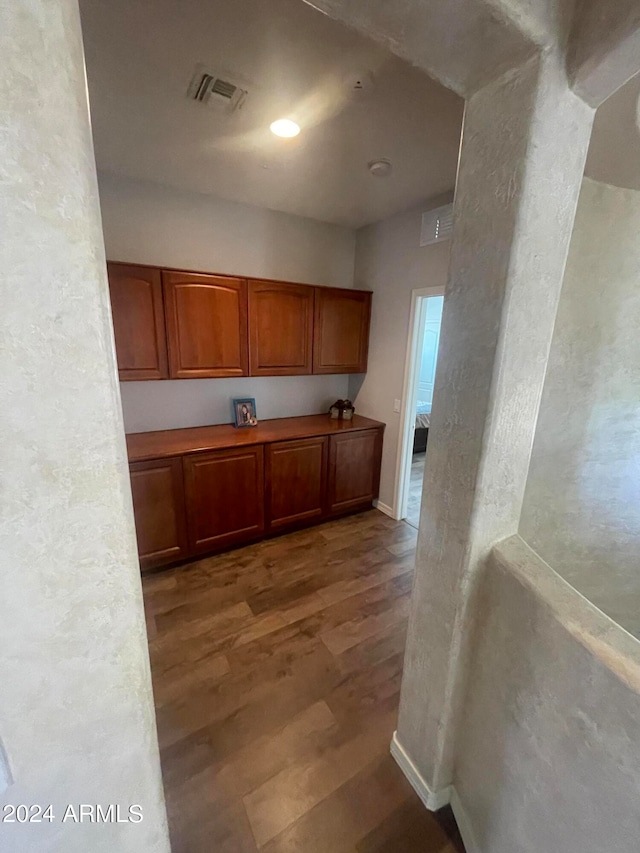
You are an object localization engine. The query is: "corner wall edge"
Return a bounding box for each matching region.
[374,500,397,519]
[450,787,482,853]
[390,732,482,853]
[390,731,451,810]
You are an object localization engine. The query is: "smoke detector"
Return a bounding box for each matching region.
[187,65,248,113]
[346,71,375,95]
[368,158,392,177]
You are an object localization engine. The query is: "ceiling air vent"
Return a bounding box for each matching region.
[420,203,454,247]
[187,65,248,112]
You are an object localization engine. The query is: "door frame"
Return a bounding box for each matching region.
[392,285,445,521]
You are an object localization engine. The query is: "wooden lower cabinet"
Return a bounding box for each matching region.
[129,458,188,569]
[327,430,383,515]
[127,417,384,570]
[183,446,265,553]
[266,437,327,530]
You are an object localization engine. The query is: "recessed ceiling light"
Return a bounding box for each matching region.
[368,158,392,177]
[270,118,300,138]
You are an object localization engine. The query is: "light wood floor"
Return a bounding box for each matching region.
[406,453,426,529]
[143,510,465,853]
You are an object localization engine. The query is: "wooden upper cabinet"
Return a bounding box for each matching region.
[107,262,169,380]
[313,287,371,374]
[108,261,372,381]
[248,280,314,375]
[163,271,248,379]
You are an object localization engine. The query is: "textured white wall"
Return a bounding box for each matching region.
[455,536,640,853]
[97,172,355,432]
[288,2,640,848]
[520,177,640,637]
[568,0,640,106]
[351,202,452,510]
[396,53,594,795]
[0,3,168,850]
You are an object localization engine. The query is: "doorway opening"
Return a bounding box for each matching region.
[395,288,445,529]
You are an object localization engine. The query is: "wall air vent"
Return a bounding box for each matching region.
[420,203,454,247]
[187,65,248,112]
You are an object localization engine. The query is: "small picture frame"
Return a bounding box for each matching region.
[232,398,258,428]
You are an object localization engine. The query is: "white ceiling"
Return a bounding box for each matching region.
[80,0,464,229]
[585,73,640,192]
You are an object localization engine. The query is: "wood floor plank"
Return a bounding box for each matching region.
[152,651,230,707]
[168,797,259,853]
[166,700,339,822]
[155,641,338,751]
[149,604,288,677]
[142,509,465,853]
[316,554,414,605]
[260,754,412,853]
[243,705,398,846]
[150,601,254,664]
[320,591,412,655]
[356,799,465,853]
[217,574,413,679]
[152,582,247,630]
[335,622,408,676]
[326,654,405,722]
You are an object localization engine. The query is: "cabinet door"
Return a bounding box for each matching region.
[327,429,383,515]
[107,262,169,380]
[266,437,327,530]
[129,458,188,569]
[163,271,249,378]
[248,280,314,375]
[313,287,371,374]
[184,446,264,553]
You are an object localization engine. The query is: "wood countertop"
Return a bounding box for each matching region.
[126,414,385,463]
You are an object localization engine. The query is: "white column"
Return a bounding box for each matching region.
[395,53,595,795]
[0,2,169,850]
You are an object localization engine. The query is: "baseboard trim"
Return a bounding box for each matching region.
[450,788,481,853]
[390,733,482,853]
[390,731,452,811]
[374,500,396,519]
